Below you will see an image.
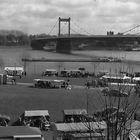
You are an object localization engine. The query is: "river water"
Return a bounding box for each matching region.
[72,50,140,74]
[1,47,140,75]
[72,50,140,61]
[26,50,140,75]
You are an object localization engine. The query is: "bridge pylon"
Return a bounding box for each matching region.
[58,17,71,37]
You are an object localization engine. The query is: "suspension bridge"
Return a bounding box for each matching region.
[31,17,140,53]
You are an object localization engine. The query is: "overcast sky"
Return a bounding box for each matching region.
[0,0,139,35]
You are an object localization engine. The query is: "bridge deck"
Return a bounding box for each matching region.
[33,35,140,41]
[22,58,121,63]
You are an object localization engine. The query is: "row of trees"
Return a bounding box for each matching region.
[0,32,56,46]
[0,34,29,46]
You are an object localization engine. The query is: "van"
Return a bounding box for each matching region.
[43,69,57,76]
[34,79,65,88]
[4,67,24,77]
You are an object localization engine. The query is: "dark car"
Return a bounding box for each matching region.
[63,109,87,123]
[102,88,128,97]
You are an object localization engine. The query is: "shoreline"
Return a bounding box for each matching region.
[123,60,140,65]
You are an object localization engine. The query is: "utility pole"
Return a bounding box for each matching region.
[85,84,90,114]
[86,90,89,114]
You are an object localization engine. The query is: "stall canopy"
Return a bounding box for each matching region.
[63,109,87,115]
[52,121,107,132]
[4,67,24,72]
[0,114,10,121]
[69,132,105,138]
[24,110,49,117]
[0,126,42,139]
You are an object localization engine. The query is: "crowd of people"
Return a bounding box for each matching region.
[21,116,50,130]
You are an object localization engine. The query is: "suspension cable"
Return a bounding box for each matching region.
[70,27,81,35]
[58,22,81,35]
[47,20,58,35]
[121,25,140,35]
[71,20,91,35]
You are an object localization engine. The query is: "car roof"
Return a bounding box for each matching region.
[34,79,64,82]
[133,77,140,81]
[63,109,87,115]
[24,110,49,117]
[52,121,106,132]
[4,67,24,71]
[102,74,131,79]
[45,69,57,71]
[61,70,81,72]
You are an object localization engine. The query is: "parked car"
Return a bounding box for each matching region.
[4,66,24,78]
[34,79,65,88]
[42,69,58,76]
[101,87,128,97]
[60,70,83,77]
[63,109,87,123]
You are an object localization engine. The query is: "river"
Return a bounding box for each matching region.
[72,50,140,61]
[1,47,140,75]
[72,50,140,73]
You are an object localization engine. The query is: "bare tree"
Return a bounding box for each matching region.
[81,66,140,140]
[100,86,139,140]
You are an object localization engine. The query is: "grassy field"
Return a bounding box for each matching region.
[1,76,136,124]
[0,83,104,123]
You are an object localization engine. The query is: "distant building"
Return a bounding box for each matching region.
[107,31,114,35]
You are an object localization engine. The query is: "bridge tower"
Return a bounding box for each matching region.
[58,17,71,36]
[56,17,71,53]
[31,17,72,53]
